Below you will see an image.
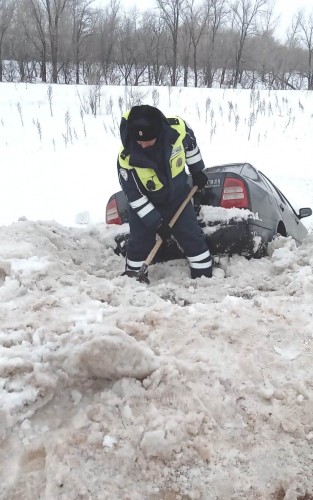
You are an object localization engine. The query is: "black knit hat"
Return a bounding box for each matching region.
[128,105,163,141]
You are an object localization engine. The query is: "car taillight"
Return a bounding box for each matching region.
[220,177,249,209]
[106,198,122,224]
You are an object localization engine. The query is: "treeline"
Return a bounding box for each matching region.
[1,0,313,90]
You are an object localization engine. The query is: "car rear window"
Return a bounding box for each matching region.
[205,164,245,174]
[241,164,259,181]
[259,172,276,193]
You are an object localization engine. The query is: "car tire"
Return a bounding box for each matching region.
[275,222,287,238]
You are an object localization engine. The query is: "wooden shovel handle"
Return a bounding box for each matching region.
[144,185,198,267]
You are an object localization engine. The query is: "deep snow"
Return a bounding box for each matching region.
[1,83,313,499]
[1,221,313,499]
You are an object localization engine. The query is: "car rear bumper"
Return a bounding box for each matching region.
[204,220,268,257]
[114,220,270,261]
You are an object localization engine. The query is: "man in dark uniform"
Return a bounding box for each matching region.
[117,104,212,280]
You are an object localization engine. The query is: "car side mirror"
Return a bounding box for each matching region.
[298,207,312,219]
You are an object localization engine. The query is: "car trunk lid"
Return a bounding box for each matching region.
[196,170,250,210]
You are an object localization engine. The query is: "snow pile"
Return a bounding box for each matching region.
[1,220,313,499]
[200,206,259,225]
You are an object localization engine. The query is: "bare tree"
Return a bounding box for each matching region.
[141,11,168,85]
[294,10,313,90]
[180,0,208,87]
[0,0,16,81]
[43,0,69,82]
[202,0,228,87]
[268,13,303,90]
[179,17,192,86]
[10,0,32,82]
[115,11,147,85]
[215,28,236,87]
[256,3,277,83]
[235,1,279,87]
[20,0,49,82]
[231,0,267,87]
[2,0,313,89]
[23,0,68,83]
[67,0,95,84]
[94,0,120,84]
[156,0,186,86]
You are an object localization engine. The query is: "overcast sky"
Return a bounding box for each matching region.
[275,0,313,30]
[93,0,313,38]
[93,0,313,15]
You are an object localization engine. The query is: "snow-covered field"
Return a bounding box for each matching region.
[1,83,313,499]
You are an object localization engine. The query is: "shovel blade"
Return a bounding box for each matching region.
[137,263,149,284]
[121,269,150,285]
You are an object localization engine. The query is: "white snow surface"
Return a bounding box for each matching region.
[1,221,313,499]
[1,83,313,499]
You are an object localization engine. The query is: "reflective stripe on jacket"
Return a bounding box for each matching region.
[119,116,186,192]
[117,109,206,229]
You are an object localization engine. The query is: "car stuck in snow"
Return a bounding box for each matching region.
[106,163,312,261]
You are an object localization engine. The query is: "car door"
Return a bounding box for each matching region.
[273,187,308,242]
[260,174,306,243]
[252,171,283,230]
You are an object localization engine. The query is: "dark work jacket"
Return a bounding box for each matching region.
[117,108,206,230]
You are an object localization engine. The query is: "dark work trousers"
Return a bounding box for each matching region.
[126,201,212,278]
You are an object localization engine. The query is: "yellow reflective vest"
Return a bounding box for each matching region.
[118,114,187,192]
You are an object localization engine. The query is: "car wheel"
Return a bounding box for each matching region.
[275,222,287,238]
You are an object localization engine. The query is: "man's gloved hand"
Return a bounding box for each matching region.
[156,221,173,241]
[192,171,208,190]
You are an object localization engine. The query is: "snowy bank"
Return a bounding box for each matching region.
[1,220,313,499]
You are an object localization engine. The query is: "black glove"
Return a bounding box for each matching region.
[156,222,173,241]
[192,171,208,190]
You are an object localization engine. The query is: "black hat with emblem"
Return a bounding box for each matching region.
[127,105,163,141]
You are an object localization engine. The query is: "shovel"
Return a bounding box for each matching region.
[135,185,199,283]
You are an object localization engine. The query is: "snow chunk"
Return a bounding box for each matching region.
[65,328,160,381]
[102,435,117,448]
[0,240,35,259]
[70,390,82,405]
[273,346,301,360]
[140,427,184,461]
[271,246,298,272]
[268,235,297,257]
[11,256,50,278]
[0,278,22,302]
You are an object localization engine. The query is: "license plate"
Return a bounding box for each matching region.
[207,178,221,188]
